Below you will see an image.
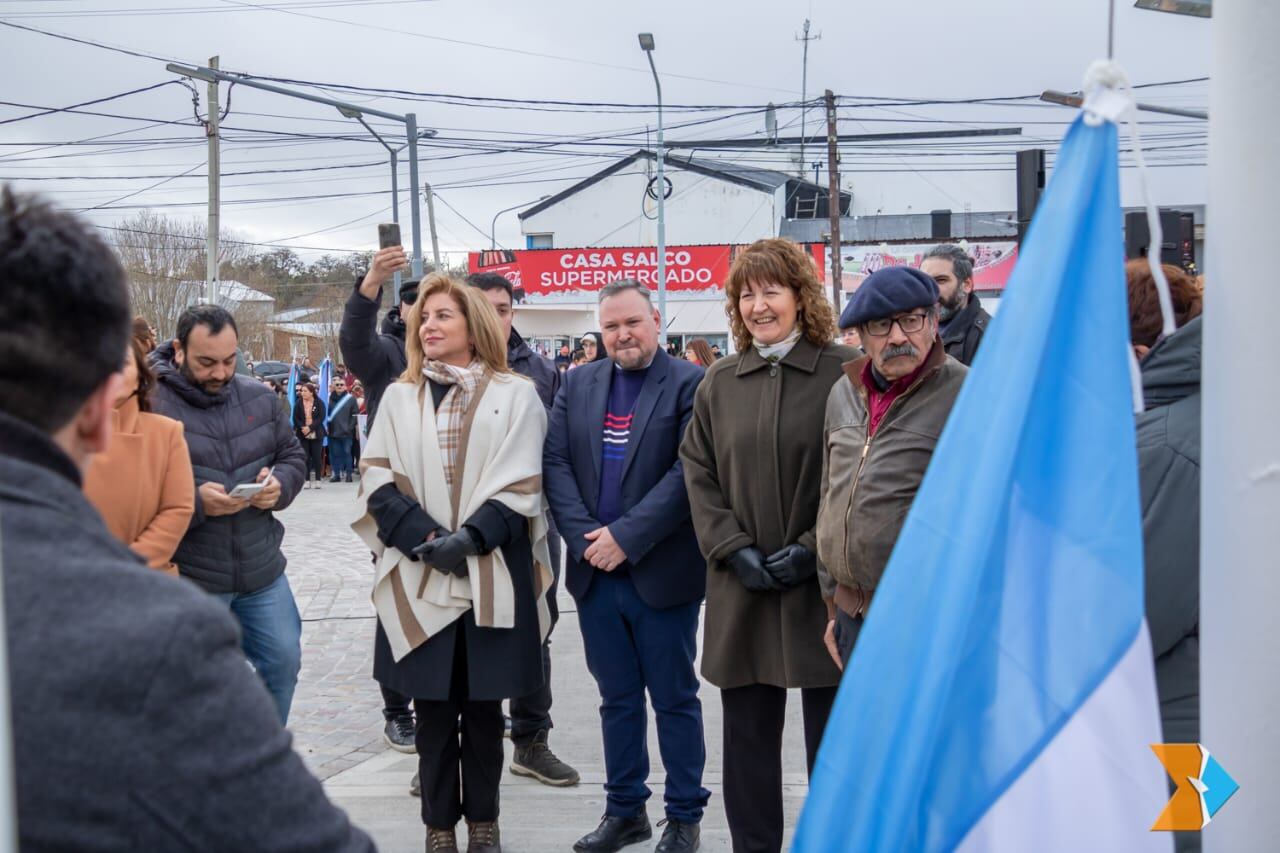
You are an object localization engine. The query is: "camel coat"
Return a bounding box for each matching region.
[84,397,195,575]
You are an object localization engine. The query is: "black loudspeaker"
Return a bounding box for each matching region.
[1125,210,1191,268]
[930,209,952,240]
[1015,149,1046,242]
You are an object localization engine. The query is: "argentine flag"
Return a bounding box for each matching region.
[794,110,1171,849]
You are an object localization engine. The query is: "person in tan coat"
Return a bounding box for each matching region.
[680,238,856,853]
[84,330,194,575]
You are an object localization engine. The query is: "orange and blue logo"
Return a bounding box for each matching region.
[1151,744,1238,832]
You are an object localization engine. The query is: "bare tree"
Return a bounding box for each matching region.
[110,211,250,338]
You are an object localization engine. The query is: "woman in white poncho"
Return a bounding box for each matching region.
[352,274,552,853]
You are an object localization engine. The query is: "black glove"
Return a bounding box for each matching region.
[401,526,447,561]
[763,544,817,588]
[413,527,480,577]
[725,546,783,593]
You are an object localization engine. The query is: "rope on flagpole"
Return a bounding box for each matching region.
[1081,59,1179,414]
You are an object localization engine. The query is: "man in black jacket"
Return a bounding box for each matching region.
[920,243,991,366]
[152,304,308,725]
[339,244,422,758]
[468,271,578,788]
[328,376,360,482]
[0,188,374,851]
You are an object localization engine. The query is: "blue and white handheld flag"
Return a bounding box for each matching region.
[794,102,1170,850]
[286,362,299,421]
[317,356,333,446]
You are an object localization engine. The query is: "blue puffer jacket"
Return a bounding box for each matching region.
[151,342,307,594]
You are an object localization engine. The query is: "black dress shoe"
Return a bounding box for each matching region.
[654,819,699,853]
[573,814,652,852]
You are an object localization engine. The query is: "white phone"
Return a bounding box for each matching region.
[228,466,274,500]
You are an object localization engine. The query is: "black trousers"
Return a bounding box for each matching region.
[720,683,838,853]
[414,626,504,828]
[509,531,561,747]
[300,437,324,480]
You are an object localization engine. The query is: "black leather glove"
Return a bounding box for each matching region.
[763,544,817,588]
[725,546,783,593]
[413,527,480,577]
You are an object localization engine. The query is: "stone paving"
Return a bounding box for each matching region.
[279,483,813,852]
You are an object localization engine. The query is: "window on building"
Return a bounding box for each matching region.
[527,233,554,249]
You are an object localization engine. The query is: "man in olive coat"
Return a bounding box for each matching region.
[816,266,967,668]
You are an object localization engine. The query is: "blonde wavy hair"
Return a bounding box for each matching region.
[400,273,512,382]
[724,238,837,353]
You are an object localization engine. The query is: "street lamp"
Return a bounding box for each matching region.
[638,32,667,345]
[490,196,549,250]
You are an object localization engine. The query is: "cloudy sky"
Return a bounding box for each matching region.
[0,0,1211,264]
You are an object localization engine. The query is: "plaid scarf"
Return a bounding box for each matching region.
[422,359,486,489]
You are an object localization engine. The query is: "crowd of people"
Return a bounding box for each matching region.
[0,186,1203,853]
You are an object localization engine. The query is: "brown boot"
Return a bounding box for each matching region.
[426,826,459,853]
[465,820,500,853]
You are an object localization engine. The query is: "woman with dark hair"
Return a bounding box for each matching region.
[293,383,327,489]
[84,332,195,575]
[680,237,855,852]
[579,332,607,363]
[352,273,551,852]
[683,338,715,367]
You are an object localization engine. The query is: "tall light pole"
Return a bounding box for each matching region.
[490,196,548,250]
[639,32,667,345]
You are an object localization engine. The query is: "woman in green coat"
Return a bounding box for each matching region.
[680,238,856,852]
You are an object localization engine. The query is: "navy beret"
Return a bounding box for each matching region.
[839,266,940,328]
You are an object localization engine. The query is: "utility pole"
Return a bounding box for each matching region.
[206,56,220,304]
[796,20,820,178]
[424,183,442,270]
[825,89,842,312]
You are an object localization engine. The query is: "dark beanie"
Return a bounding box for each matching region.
[839,266,940,328]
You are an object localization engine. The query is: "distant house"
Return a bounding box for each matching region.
[518,149,850,249]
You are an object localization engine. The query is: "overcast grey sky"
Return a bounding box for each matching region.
[0,0,1211,263]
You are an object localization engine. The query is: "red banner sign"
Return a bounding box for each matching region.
[469,244,827,304]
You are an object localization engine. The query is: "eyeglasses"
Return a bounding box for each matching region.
[864,312,930,337]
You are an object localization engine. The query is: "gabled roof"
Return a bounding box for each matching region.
[518,150,837,221]
[178,280,274,305]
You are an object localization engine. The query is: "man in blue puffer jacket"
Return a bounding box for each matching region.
[152,304,308,725]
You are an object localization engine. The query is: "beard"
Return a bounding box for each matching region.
[938,288,967,323]
[180,360,228,395]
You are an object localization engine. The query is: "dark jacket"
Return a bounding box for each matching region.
[326,391,359,439]
[816,342,967,602]
[1137,316,1201,745]
[368,380,545,702]
[543,350,705,610]
[681,338,856,689]
[293,396,327,442]
[941,292,991,366]
[508,328,559,412]
[0,412,373,852]
[339,279,407,427]
[151,342,307,595]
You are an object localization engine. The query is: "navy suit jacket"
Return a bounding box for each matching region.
[543,349,706,609]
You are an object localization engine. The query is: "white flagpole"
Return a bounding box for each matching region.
[1202,0,1280,848]
[0,522,17,852]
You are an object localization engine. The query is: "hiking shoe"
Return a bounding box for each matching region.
[511,730,580,786]
[465,820,500,853]
[426,825,458,853]
[410,771,421,797]
[384,714,416,753]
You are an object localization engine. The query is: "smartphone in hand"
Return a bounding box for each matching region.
[378,222,402,249]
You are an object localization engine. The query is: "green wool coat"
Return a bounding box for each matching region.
[680,337,857,689]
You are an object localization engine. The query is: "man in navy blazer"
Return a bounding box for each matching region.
[544,280,709,853]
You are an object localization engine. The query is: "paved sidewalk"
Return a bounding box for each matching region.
[281,484,813,852]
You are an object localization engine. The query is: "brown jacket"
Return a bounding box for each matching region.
[816,342,966,612]
[681,337,857,689]
[84,398,194,575]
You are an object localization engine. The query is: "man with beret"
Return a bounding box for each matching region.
[816,266,969,669]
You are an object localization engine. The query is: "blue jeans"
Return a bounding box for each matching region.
[577,571,709,824]
[213,573,302,725]
[328,437,353,477]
